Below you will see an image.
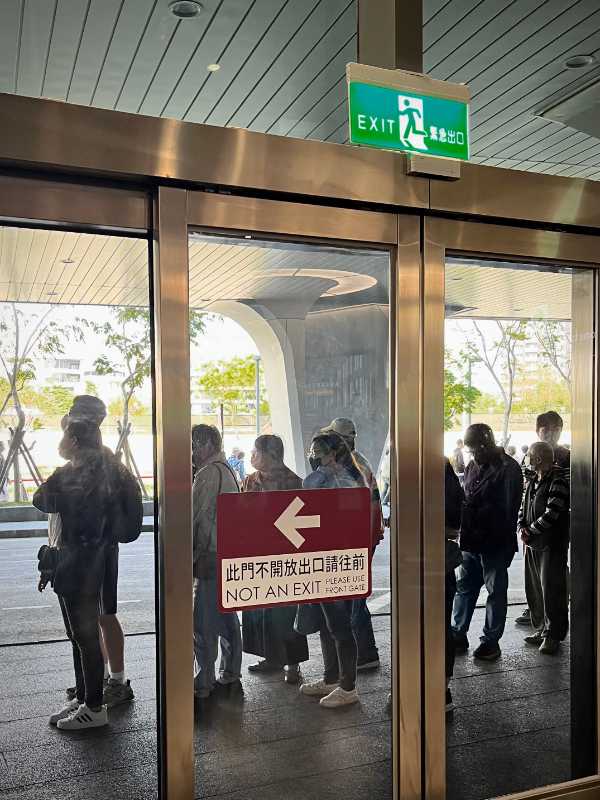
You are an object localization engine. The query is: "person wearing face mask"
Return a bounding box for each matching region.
[452,423,523,661]
[518,442,570,654]
[297,432,366,708]
[241,435,309,683]
[321,417,382,671]
[34,420,111,730]
[516,410,570,629]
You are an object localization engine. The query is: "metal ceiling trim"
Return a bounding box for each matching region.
[0,92,428,210]
[430,161,600,230]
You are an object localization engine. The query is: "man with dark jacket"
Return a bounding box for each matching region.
[516,410,570,628]
[519,441,570,654]
[452,424,523,661]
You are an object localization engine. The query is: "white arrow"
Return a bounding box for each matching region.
[274,496,320,549]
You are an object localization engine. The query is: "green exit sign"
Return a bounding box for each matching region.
[347,63,470,161]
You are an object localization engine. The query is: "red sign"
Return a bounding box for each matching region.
[217,487,371,612]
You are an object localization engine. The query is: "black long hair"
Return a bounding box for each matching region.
[310,432,365,485]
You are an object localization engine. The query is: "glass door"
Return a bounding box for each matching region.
[0,176,160,800]
[423,218,599,800]
[171,191,423,800]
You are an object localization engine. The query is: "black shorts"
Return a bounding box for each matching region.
[99,544,119,616]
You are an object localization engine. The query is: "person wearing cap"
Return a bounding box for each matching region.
[298,432,366,708]
[65,395,135,708]
[322,418,382,671]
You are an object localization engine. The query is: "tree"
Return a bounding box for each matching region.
[0,303,84,500]
[93,307,206,491]
[35,386,75,416]
[512,369,571,415]
[529,321,571,399]
[108,395,149,419]
[463,321,529,446]
[197,355,269,420]
[444,358,480,431]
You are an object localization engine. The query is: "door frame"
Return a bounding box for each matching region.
[183,189,423,800]
[422,217,600,800]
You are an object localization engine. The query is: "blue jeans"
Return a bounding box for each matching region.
[193,576,242,697]
[452,549,514,644]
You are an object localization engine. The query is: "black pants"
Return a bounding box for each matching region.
[320,600,358,691]
[445,570,457,680]
[59,593,104,708]
[524,545,569,641]
[351,597,379,663]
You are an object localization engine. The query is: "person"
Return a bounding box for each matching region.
[518,441,570,654]
[66,395,134,708]
[520,444,529,465]
[242,435,309,683]
[192,424,242,701]
[452,424,523,661]
[0,441,8,501]
[297,432,365,708]
[506,445,518,461]
[227,447,245,482]
[536,410,570,468]
[516,410,570,628]
[34,420,111,729]
[445,458,464,712]
[452,439,465,477]
[322,418,382,671]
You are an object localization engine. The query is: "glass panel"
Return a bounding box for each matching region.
[444,257,595,799]
[188,232,392,798]
[0,225,158,798]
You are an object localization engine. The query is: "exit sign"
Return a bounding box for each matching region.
[347,63,470,161]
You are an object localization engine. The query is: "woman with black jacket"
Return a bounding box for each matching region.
[34,419,113,730]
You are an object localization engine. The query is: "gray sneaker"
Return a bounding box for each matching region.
[103,678,134,708]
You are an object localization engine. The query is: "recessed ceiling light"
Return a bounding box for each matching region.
[169,0,203,19]
[565,54,596,69]
[244,235,252,239]
[207,63,220,72]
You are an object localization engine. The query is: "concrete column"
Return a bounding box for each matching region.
[358,0,423,72]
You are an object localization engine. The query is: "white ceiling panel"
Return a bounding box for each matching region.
[1,0,600,179]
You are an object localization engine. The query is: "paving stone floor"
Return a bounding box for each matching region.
[0,608,571,800]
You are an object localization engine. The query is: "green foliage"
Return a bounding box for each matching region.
[108,395,150,418]
[35,386,75,416]
[444,367,480,431]
[472,392,504,414]
[197,355,269,416]
[93,307,206,421]
[512,369,570,414]
[84,380,99,397]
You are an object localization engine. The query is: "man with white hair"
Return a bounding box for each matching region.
[519,441,570,655]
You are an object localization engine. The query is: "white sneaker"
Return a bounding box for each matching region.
[56,703,108,730]
[49,698,79,726]
[299,680,338,697]
[320,687,359,708]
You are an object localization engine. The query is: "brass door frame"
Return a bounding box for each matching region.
[423,217,600,800]
[186,190,423,800]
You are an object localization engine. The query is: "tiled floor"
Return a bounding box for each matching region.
[0,609,572,800]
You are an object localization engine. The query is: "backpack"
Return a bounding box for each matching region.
[108,461,143,544]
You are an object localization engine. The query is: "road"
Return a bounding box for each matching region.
[0,533,525,646]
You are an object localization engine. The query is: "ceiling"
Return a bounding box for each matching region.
[0,226,389,310]
[446,260,572,320]
[0,226,573,319]
[1,0,600,180]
